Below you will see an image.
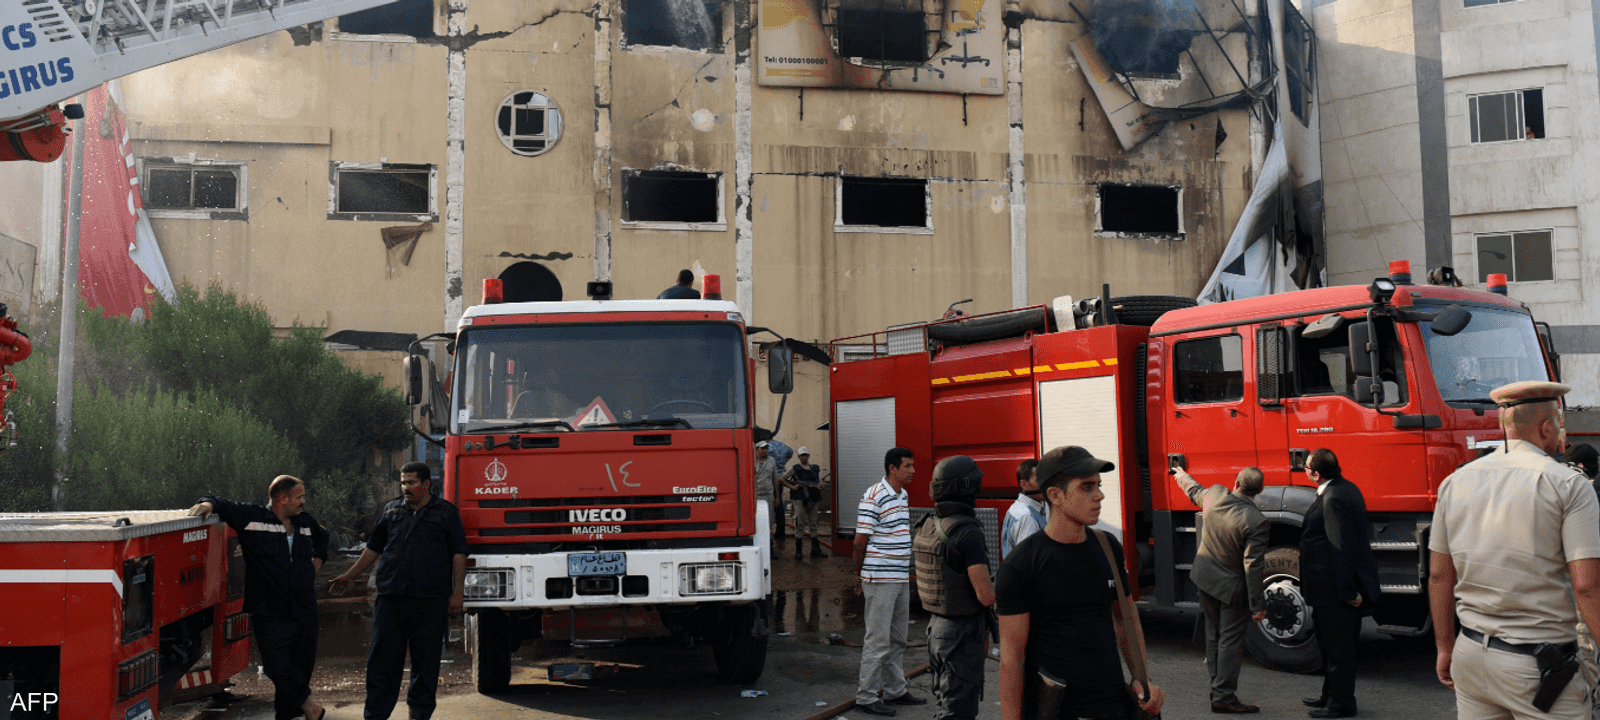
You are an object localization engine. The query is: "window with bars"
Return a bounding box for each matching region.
[837,176,930,230]
[142,160,245,217]
[1476,229,1554,282]
[329,163,437,221]
[1469,88,1544,144]
[497,92,562,157]
[1282,3,1316,125]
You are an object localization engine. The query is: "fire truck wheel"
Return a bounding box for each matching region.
[470,610,513,693]
[1243,546,1324,674]
[1108,295,1198,327]
[714,602,769,684]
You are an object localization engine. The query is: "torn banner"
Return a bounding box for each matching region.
[1197,122,1323,304]
[75,81,177,320]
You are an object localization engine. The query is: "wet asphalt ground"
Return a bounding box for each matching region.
[167,534,1461,720]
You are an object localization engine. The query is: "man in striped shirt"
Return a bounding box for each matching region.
[853,447,928,716]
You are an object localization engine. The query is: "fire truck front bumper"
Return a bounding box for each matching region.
[461,545,770,609]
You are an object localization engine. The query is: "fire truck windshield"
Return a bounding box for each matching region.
[1421,306,1550,403]
[452,323,748,433]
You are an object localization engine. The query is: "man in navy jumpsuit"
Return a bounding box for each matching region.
[190,475,329,720]
[333,462,468,720]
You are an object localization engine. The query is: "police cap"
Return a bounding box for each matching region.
[930,455,983,502]
[1490,380,1570,409]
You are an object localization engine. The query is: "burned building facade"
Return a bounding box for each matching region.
[38,0,1296,452]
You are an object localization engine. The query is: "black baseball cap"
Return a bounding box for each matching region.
[1037,445,1115,485]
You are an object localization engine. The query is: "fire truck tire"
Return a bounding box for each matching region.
[1243,546,1323,674]
[924,307,1050,344]
[714,602,769,684]
[470,610,513,694]
[1109,295,1198,327]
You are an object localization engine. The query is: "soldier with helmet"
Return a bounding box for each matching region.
[914,455,997,720]
[1430,380,1600,720]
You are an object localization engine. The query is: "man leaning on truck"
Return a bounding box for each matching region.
[189,476,330,720]
[1430,381,1600,720]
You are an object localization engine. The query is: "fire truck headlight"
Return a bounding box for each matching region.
[679,563,742,595]
[464,568,515,601]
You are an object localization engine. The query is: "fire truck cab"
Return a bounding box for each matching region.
[828,279,1555,672]
[406,288,788,691]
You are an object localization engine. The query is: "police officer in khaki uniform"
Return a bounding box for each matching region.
[1429,380,1600,720]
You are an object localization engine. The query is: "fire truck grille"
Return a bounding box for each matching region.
[479,523,717,537]
[504,507,692,524]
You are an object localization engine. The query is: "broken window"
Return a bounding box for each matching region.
[622,169,722,225]
[838,176,929,229]
[497,92,562,157]
[330,163,437,221]
[1088,0,1200,77]
[821,0,940,64]
[1477,230,1554,282]
[142,160,245,214]
[1097,183,1181,236]
[1470,88,1544,143]
[339,0,435,37]
[1282,3,1316,125]
[624,0,722,50]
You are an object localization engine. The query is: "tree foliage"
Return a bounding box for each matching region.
[0,285,410,539]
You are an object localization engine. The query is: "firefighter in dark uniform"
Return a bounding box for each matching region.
[189,475,329,720]
[914,455,996,720]
[332,462,468,720]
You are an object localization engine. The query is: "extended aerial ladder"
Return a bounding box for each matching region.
[1,0,397,162]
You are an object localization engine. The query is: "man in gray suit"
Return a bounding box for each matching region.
[1175,464,1270,714]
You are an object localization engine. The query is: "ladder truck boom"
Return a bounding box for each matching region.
[1,0,398,162]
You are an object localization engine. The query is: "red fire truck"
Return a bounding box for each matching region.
[827,271,1557,672]
[0,510,250,720]
[404,280,790,692]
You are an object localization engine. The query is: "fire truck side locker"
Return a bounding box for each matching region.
[0,511,249,720]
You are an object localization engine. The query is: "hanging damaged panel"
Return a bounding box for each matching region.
[1070,36,1162,151]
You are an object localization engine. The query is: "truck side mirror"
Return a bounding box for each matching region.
[1431,305,1472,337]
[1348,322,1373,378]
[404,354,426,406]
[768,346,795,394]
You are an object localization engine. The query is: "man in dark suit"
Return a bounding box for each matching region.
[1174,465,1270,713]
[1300,448,1380,719]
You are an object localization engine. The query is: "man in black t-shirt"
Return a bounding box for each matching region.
[996,446,1165,720]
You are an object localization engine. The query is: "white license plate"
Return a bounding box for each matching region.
[567,551,626,576]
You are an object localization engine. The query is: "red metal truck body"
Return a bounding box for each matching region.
[431,299,773,689]
[829,283,1552,671]
[0,511,249,720]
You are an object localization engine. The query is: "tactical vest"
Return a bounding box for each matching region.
[790,463,820,501]
[913,512,984,617]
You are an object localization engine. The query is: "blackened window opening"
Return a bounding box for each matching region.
[1099,184,1180,234]
[623,170,720,223]
[339,0,435,37]
[145,166,238,210]
[338,170,431,214]
[625,0,722,50]
[841,177,927,227]
[836,8,928,62]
